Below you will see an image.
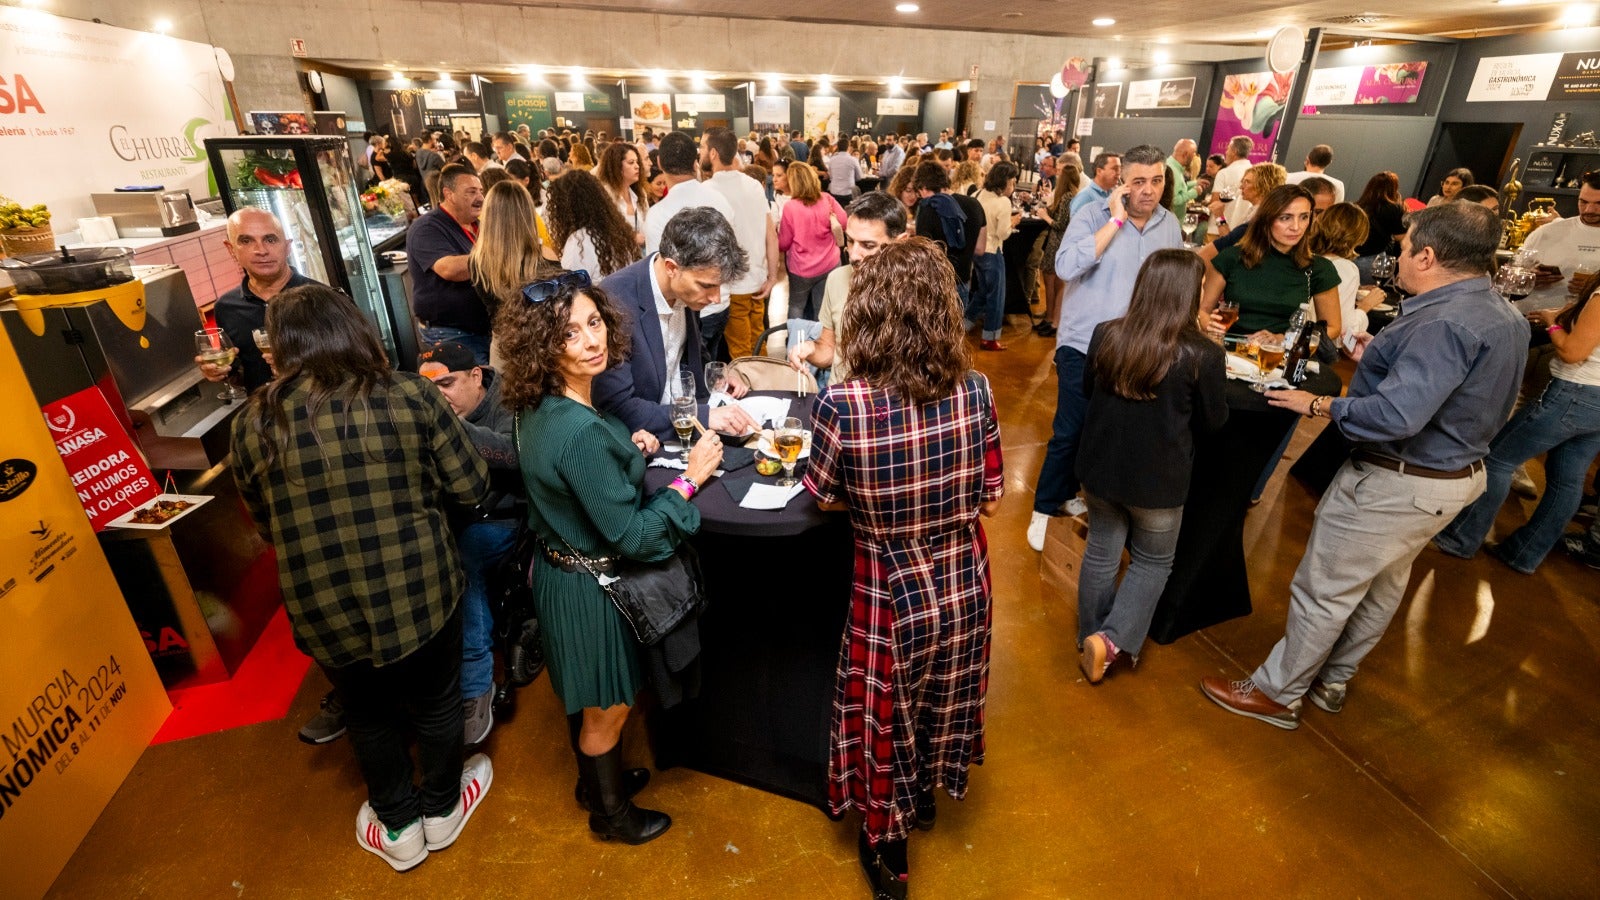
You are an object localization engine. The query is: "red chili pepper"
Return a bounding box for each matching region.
[285,170,303,189]
[253,166,287,188]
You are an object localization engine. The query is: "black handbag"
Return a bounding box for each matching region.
[563,540,707,647]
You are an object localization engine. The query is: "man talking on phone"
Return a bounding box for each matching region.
[1028,144,1181,551]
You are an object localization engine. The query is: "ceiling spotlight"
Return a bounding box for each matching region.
[817,75,832,91]
[1107,57,1122,70]
[895,3,920,12]
[438,71,452,82]
[765,74,782,92]
[1092,17,1115,26]
[649,68,668,86]
[888,75,905,93]
[691,70,710,89]
[152,18,173,34]
[522,65,543,81]
[1153,49,1171,64]
[567,66,584,82]
[1493,0,1531,5]
[1560,3,1597,25]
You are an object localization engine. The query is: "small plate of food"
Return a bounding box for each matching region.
[105,494,212,530]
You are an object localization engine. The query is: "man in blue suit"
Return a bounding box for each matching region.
[595,206,758,439]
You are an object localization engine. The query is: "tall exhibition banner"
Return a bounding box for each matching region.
[0,7,235,224]
[0,325,171,897]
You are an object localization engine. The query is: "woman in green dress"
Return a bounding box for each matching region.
[496,270,722,845]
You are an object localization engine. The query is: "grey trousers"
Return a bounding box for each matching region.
[1251,459,1486,705]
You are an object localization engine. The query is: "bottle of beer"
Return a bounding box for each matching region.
[1286,320,1323,386]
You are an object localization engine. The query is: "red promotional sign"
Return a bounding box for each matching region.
[40,386,159,531]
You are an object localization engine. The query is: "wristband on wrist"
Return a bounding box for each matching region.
[671,475,698,498]
[1547,324,1565,335]
[1109,217,1124,229]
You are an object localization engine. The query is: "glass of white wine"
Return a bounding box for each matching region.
[670,370,697,462]
[774,416,804,487]
[195,328,244,402]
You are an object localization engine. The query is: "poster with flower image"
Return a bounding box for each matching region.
[1207,70,1294,164]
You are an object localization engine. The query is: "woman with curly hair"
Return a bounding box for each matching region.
[803,237,1003,900]
[496,272,722,845]
[545,169,641,284]
[949,160,982,197]
[568,142,596,172]
[596,141,650,243]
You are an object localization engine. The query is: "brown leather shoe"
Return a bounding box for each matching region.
[1080,633,1111,684]
[1199,676,1300,730]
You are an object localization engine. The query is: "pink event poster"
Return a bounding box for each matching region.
[1208,71,1293,164]
[1356,62,1427,103]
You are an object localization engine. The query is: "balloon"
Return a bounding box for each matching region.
[1060,57,1089,90]
[1049,73,1068,98]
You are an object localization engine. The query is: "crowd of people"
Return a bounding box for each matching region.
[197,113,1600,896]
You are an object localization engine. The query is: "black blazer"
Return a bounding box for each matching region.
[593,255,708,439]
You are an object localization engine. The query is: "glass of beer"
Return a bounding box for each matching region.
[1257,338,1285,375]
[1214,300,1240,331]
[774,416,804,487]
[195,328,244,401]
[669,370,696,461]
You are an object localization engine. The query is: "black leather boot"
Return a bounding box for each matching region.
[914,787,937,831]
[568,713,650,807]
[857,830,909,900]
[577,745,671,845]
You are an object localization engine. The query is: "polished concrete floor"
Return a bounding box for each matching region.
[49,317,1600,899]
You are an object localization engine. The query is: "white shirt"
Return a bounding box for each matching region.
[560,230,604,283]
[1326,255,1367,337]
[1212,158,1251,234]
[1520,216,1600,309]
[610,187,646,236]
[706,169,773,295]
[1287,170,1346,203]
[644,177,737,316]
[647,255,689,403]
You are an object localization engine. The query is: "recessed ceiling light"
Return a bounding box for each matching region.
[384,63,397,69]
[1092,17,1115,26]
[1560,3,1596,24]
[895,3,920,13]
[567,66,584,81]
[888,75,905,92]
[1002,11,1023,17]
[1107,57,1122,70]
[765,74,782,91]
[1153,49,1171,64]
[152,18,172,34]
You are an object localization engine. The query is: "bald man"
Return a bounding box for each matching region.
[197,207,324,391]
[1167,139,1198,217]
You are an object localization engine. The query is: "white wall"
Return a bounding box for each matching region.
[47,0,1240,140]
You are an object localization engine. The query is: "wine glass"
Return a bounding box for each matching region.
[669,370,697,462]
[705,361,729,403]
[1370,252,1395,289]
[774,416,804,487]
[1182,209,1201,248]
[195,328,244,402]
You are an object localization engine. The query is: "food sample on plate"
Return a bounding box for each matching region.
[129,497,193,524]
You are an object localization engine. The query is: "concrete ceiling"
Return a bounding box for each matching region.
[457,0,1589,44]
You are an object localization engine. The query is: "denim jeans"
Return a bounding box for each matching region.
[418,325,491,366]
[1434,378,1600,573]
[1033,345,1089,514]
[787,270,831,321]
[458,518,520,700]
[966,253,1006,340]
[1077,494,1184,658]
[321,608,464,829]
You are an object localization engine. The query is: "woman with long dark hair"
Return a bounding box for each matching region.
[497,273,722,844]
[545,169,641,284]
[1075,250,1228,682]
[596,142,650,242]
[1203,184,1343,340]
[230,284,492,872]
[804,237,1003,900]
[1353,171,1406,280]
[1435,275,1600,572]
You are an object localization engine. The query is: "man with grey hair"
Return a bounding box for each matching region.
[1029,144,1180,551]
[1202,201,1527,730]
[595,206,759,438]
[1210,135,1254,235]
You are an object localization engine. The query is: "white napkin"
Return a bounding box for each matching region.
[739,482,805,510]
[647,457,724,478]
[735,395,794,428]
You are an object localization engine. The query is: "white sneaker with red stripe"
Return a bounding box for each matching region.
[423,753,494,851]
[356,803,427,871]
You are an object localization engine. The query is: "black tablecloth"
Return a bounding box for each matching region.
[645,390,852,807]
[1148,366,1342,644]
[1002,217,1050,316]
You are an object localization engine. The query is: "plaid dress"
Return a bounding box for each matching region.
[803,371,1004,844]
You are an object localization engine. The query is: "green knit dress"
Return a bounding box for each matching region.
[516,396,701,714]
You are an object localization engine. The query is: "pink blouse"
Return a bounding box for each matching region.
[778,194,848,279]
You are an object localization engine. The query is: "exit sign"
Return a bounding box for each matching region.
[290,38,307,57]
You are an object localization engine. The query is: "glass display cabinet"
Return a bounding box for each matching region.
[202,135,418,367]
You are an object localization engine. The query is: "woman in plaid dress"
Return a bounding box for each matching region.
[803,238,1004,900]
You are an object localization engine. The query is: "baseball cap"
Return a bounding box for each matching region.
[418,341,478,380]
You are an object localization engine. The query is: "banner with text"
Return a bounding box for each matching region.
[1208,71,1292,164]
[753,95,791,129]
[502,91,553,132]
[1305,62,1427,107]
[0,326,171,900]
[803,96,840,139]
[41,386,159,531]
[0,8,235,225]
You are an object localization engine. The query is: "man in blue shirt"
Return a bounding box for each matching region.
[407,164,490,364]
[1069,151,1121,215]
[1028,145,1180,551]
[1202,201,1527,730]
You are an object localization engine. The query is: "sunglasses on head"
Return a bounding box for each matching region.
[521,270,592,305]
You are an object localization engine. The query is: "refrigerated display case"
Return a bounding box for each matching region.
[202,135,418,367]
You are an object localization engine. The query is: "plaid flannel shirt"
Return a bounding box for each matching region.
[231,373,489,667]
